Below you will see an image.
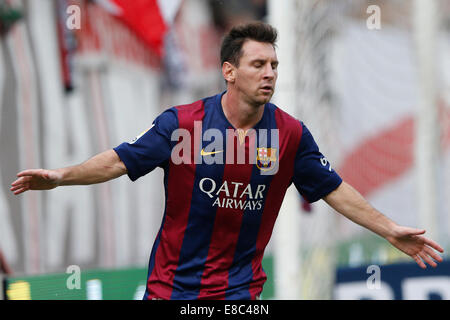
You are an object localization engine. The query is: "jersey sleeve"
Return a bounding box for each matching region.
[292,122,342,203]
[113,108,178,181]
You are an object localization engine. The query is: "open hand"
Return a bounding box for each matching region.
[10,169,62,195]
[386,226,444,269]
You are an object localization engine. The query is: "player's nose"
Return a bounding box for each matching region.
[262,63,276,80]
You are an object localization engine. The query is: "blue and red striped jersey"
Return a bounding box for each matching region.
[113,91,342,300]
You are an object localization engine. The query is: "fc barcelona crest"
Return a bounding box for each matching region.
[256,148,277,171]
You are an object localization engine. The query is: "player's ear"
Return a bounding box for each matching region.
[222,62,236,83]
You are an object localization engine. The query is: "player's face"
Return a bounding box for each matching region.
[233,40,278,106]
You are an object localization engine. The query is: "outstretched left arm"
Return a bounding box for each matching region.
[323,181,444,269]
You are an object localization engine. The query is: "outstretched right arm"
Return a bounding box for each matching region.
[10,149,127,195]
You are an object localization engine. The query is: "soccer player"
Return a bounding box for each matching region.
[10,22,444,300]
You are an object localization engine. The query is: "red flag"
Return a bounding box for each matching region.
[96,0,182,56]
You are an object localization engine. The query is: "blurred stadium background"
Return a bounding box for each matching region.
[0,0,449,300]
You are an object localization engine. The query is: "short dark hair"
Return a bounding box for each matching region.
[220,22,278,67]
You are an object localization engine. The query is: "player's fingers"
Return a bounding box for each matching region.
[11,177,24,186]
[413,254,426,269]
[14,179,30,187]
[423,238,444,253]
[10,180,22,187]
[16,169,43,178]
[13,186,29,195]
[418,252,437,268]
[10,184,26,192]
[397,227,426,239]
[11,176,31,186]
[405,228,426,236]
[423,246,443,263]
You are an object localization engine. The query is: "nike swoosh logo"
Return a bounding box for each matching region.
[201,149,224,156]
